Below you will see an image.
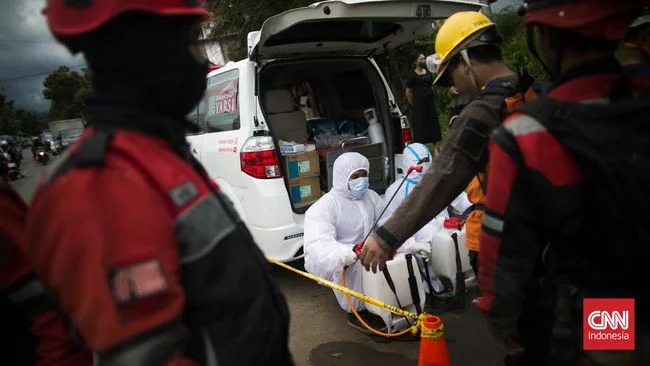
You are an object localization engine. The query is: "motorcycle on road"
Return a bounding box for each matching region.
[1,152,22,181]
[34,148,51,165]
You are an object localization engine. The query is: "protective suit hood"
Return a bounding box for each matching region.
[401,143,431,189]
[333,152,370,200]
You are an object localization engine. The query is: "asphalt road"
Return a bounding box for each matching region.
[11,148,505,366]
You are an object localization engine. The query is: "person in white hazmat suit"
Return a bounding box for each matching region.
[380,143,473,295]
[303,152,388,332]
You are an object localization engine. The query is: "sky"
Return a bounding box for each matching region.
[0,0,518,114]
[0,0,85,114]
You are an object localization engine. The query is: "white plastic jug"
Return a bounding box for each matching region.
[429,218,474,291]
[362,253,426,333]
[364,108,386,145]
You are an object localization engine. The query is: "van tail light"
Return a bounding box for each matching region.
[400,115,412,148]
[240,136,282,179]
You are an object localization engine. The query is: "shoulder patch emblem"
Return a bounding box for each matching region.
[109,260,168,305]
[169,181,199,207]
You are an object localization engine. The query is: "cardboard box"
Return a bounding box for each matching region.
[284,150,320,181]
[279,141,306,155]
[289,176,321,204]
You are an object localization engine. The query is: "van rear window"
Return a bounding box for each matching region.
[189,69,241,133]
[265,20,401,46]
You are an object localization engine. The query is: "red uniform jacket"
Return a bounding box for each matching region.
[26,128,292,365]
[478,60,650,341]
[1,182,92,366]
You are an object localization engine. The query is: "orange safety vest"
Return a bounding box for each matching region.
[465,170,486,252]
[464,81,541,252]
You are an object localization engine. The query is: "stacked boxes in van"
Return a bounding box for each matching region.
[283,148,321,206]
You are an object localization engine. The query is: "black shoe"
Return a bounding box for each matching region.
[347,312,373,335]
[347,310,388,334]
[425,293,456,315]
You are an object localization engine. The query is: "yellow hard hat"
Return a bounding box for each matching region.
[428,11,496,85]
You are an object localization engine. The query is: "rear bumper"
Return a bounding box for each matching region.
[248,222,305,262]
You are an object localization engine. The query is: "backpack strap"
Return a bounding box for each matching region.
[48,127,115,184]
[414,256,437,295]
[404,253,423,315]
[460,204,485,219]
[381,268,401,306]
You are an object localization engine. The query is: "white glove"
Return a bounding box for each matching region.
[410,242,432,259]
[341,247,359,267]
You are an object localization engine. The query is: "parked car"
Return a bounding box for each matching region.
[186,0,485,262]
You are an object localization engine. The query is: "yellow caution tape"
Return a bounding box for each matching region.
[420,324,445,340]
[268,258,419,320]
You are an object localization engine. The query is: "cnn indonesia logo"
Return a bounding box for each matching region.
[583,298,635,350]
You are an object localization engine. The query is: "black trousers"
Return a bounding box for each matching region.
[469,250,479,282]
[504,290,555,366]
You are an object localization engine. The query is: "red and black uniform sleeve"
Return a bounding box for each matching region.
[1,184,93,366]
[477,113,584,340]
[26,165,193,366]
[373,94,506,252]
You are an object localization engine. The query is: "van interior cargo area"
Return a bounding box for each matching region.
[259,58,397,213]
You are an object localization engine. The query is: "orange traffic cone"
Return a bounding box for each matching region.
[418,316,452,366]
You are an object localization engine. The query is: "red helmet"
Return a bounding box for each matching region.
[523,0,645,39]
[44,0,209,38]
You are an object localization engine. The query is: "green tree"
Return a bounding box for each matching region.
[42,66,90,120]
[205,0,315,60]
[493,3,546,80]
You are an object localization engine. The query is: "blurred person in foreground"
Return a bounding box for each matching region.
[479,1,650,365]
[26,1,293,365]
[1,179,92,365]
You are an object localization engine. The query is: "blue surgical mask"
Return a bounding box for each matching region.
[348,177,369,200]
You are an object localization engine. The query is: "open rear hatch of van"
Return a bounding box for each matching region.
[249,0,485,212]
[249,0,486,60]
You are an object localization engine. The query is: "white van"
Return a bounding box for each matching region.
[187,0,484,262]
